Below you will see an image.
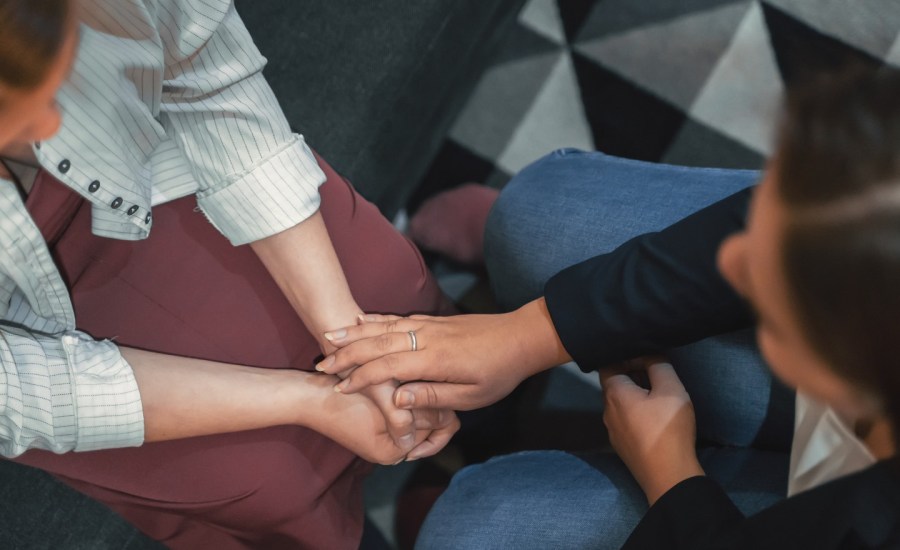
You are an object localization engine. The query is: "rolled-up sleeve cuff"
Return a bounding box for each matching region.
[544,253,631,371]
[196,134,326,246]
[64,333,145,452]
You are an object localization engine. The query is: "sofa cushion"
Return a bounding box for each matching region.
[236,0,526,218]
[0,460,162,549]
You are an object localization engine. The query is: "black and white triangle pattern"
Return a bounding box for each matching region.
[413,0,900,209]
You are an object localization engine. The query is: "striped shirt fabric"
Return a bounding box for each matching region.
[0,0,326,456]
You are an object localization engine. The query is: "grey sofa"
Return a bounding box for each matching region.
[0,1,523,548]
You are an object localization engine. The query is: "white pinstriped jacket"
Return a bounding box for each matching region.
[0,0,326,457]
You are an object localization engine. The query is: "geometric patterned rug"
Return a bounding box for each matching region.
[412,0,900,210]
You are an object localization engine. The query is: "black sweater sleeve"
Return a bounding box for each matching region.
[544,186,755,371]
[622,461,900,550]
[623,476,744,550]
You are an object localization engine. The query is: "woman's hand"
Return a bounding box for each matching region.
[316,298,571,411]
[322,322,458,460]
[599,360,704,505]
[356,379,461,461]
[308,372,460,465]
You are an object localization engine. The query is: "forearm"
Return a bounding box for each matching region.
[250,210,360,351]
[123,347,327,442]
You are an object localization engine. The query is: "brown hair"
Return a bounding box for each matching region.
[776,67,900,441]
[0,0,70,90]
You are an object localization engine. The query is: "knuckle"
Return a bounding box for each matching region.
[330,347,348,365]
[386,320,401,333]
[337,345,361,366]
[425,385,440,407]
[375,334,393,352]
[389,410,412,430]
[383,353,400,373]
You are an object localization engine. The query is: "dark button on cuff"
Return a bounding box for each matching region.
[144,212,152,224]
[127,205,139,215]
[111,197,123,209]
[88,180,100,193]
[58,159,71,173]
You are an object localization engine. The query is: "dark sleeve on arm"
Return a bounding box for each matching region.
[623,476,744,550]
[544,186,755,370]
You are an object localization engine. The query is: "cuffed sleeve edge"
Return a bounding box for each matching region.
[196,135,326,246]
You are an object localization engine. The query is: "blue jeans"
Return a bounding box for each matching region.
[418,448,788,549]
[417,150,794,549]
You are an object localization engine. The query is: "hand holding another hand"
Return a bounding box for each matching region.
[315,298,570,412]
[307,372,459,465]
[599,359,704,505]
[320,324,459,463]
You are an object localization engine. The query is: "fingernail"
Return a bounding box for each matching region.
[357,313,367,324]
[323,329,347,342]
[392,457,405,466]
[396,391,415,408]
[363,314,378,322]
[399,433,415,447]
[315,356,334,372]
[334,381,347,393]
[406,452,422,462]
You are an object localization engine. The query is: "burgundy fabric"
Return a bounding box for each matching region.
[14,156,450,549]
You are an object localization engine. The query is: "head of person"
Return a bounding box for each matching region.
[0,0,76,154]
[719,67,900,443]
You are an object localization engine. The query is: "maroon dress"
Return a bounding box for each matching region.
[14,154,450,549]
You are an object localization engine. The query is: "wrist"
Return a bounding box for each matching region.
[283,369,336,428]
[509,298,572,378]
[643,453,704,505]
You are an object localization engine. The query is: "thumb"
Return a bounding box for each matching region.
[394,382,477,411]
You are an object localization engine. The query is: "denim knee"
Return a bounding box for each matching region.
[485,150,595,309]
[417,450,643,550]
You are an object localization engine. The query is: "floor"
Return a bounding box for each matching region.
[368,0,900,546]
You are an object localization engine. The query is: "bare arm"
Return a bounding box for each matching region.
[122,347,454,464]
[249,210,458,456]
[250,210,360,354]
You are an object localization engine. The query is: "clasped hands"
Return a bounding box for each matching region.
[319,308,706,504]
[316,309,542,464]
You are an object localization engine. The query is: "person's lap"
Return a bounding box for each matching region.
[485,149,793,450]
[13,154,448,548]
[417,447,787,550]
[420,150,795,548]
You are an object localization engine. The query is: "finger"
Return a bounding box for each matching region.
[407,413,461,461]
[365,383,416,449]
[600,373,646,407]
[639,355,669,368]
[358,313,404,323]
[597,365,630,387]
[333,352,423,393]
[322,317,418,348]
[598,369,640,392]
[318,329,421,374]
[393,381,479,411]
[411,407,449,430]
[645,362,686,395]
[334,364,357,380]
